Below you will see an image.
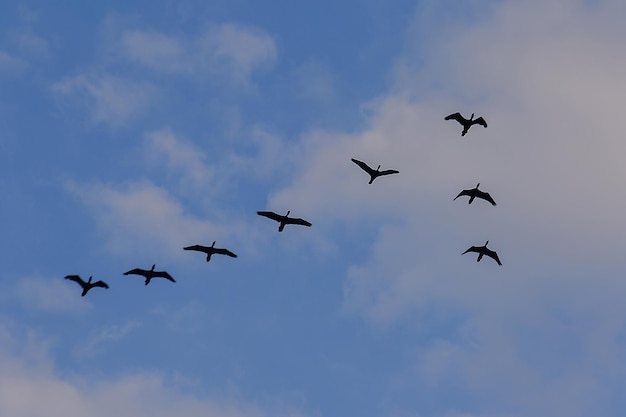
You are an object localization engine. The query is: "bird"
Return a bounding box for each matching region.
[445,112,488,136]
[123,264,176,285]
[184,241,237,262]
[257,210,312,232]
[64,275,109,296]
[454,183,497,206]
[351,158,399,184]
[462,241,502,265]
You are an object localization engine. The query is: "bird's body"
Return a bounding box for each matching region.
[184,241,237,262]
[123,264,175,285]
[462,241,502,265]
[454,183,496,206]
[445,112,487,136]
[351,158,399,184]
[65,275,109,296]
[257,210,312,232]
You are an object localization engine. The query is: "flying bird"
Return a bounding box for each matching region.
[257,210,312,232]
[351,158,399,184]
[462,241,502,265]
[64,275,109,296]
[184,241,237,262]
[445,112,488,136]
[123,264,176,285]
[454,183,497,206]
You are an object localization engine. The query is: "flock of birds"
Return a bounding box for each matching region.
[64,112,501,297]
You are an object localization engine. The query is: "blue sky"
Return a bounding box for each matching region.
[1,0,626,416]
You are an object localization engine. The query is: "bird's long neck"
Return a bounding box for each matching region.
[470,113,474,121]
[285,210,290,217]
[211,241,216,248]
[151,264,155,271]
[484,240,489,247]
[476,183,480,189]
[376,165,381,172]
[87,276,92,284]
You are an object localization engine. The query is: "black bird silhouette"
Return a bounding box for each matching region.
[184,241,237,262]
[462,241,502,265]
[351,158,399,184]
[454,183,497,206]
[123,264,176,285]
[445,112,488,136]
[65,275,109,296]
[257,210,312,232]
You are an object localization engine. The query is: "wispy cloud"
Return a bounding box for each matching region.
[120,23,277,84]
[0,50,27,74]
[76,320,141,357]
[51,74,156,126]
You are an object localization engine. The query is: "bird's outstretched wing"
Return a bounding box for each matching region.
[378,169,399,176]
[257,211,283,222]
[484,248,502,265]
[476,190,497,206]
[473,117,487,128]
[65,275,85,285]
[155,271,176,282]
[214,248,238,258]
[444,112,467,124]
[92,280,109,289]
[462,246,480,255]
[454,189,472,200]
[351,158,375,175]
[123,268,146,276]
[285,217,312,227]
[184,245,209,253]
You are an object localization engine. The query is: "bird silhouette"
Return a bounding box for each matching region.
[445,112,487,136]
[184,241,237,262]
[65,275,109,296]
[454,183,496,206]
[123,264,176,285]
[257,210,312,232]
[351,158,399,184]
[462,241,502,265]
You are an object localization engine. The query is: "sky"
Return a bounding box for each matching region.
[1,0,626,416]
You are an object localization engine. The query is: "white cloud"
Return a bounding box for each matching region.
[51,74,156,126]
[144,129,214,190]
[0,321,308,417]
[67,179,262,262]
[120,23,277,84]
[11,276,91,313]
[68,180,217,260]
[265,1,626,415]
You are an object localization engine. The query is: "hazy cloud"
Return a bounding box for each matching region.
[121,23,277,84]
[0,50,27,73]
[51,74,156,126]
